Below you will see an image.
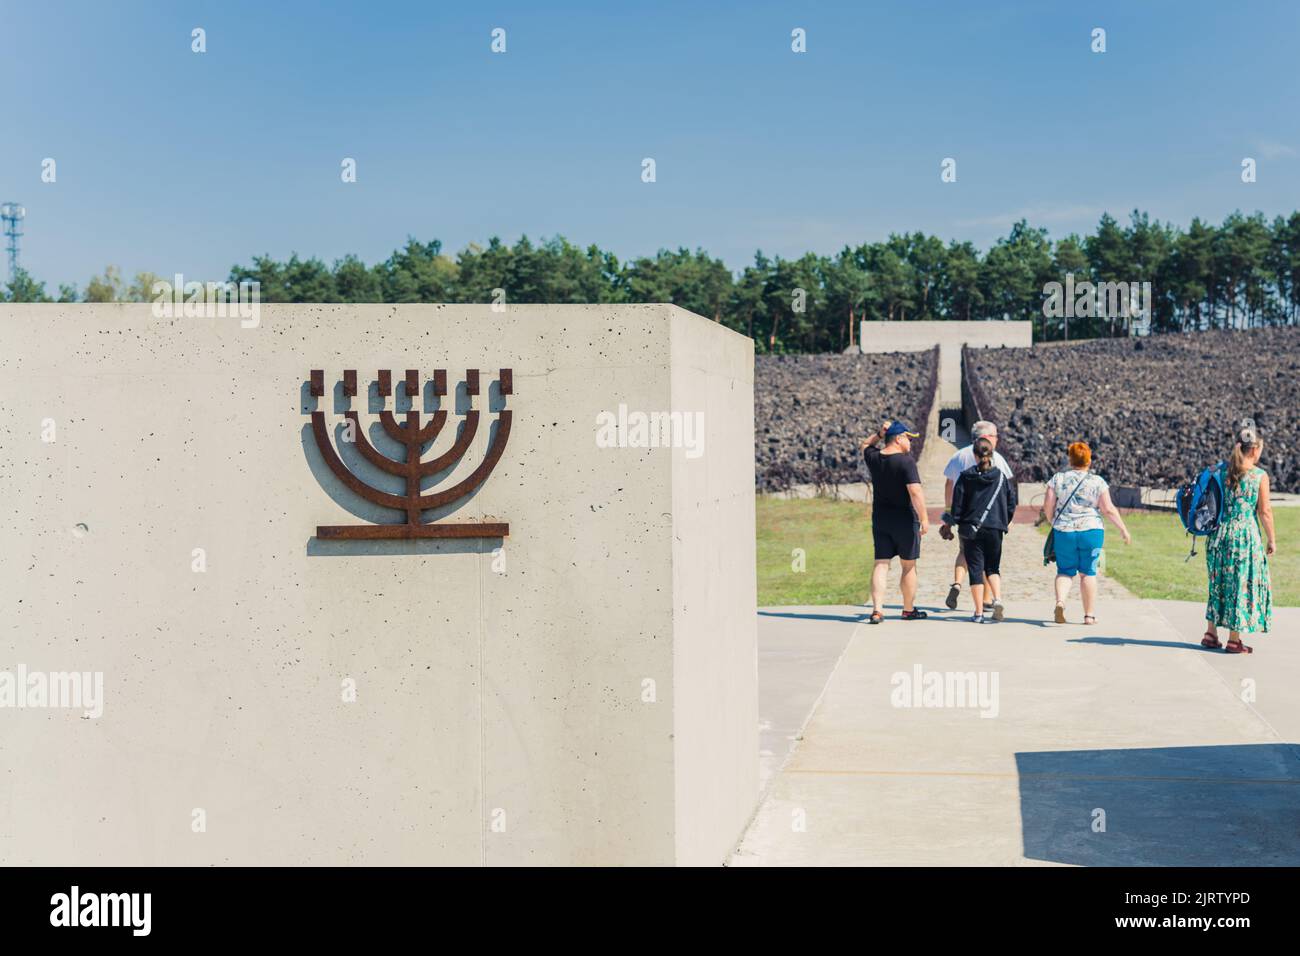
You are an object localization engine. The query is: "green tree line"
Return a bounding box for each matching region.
[7,209,1300,352]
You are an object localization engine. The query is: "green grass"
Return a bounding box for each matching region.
[1035,509,1299,605]
[756,496,1299,607]
[757,496,874,606]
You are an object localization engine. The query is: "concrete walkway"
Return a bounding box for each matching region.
[742,407,1294,865]
[734,599,1300,866]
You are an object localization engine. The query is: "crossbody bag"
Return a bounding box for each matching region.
[1042,473,1088,565]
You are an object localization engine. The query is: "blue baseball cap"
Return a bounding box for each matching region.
[885,421,919,438]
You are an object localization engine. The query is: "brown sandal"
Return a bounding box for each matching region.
[1201,630,1223,649]
[1225,639,1253,654]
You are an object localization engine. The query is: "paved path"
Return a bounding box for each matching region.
[743,405,1290,865]
[754,608,859,789]
[734,599,1299,866]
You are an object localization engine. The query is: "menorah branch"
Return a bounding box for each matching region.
[316,523,509,540]
[308,368,513,540]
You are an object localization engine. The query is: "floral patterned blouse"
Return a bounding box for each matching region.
[1047,469,1108,533]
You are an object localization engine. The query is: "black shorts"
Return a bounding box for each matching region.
[872,515,921,561]
[960,527,1004,584]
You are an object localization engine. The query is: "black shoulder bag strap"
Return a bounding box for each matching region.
[1043,472,1087,564]
[966,469,1006,538]
[1054,473,1088,525]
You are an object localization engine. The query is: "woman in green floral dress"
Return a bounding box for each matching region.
[1203,420,1276,654]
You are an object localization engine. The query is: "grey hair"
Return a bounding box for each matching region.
[972,420,998,439]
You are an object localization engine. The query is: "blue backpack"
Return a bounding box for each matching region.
[1176,463,1225,559]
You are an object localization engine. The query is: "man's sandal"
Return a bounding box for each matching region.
[901,609,928,621]
[1053,604,1067,625]
[1201,630,1223,649]
[1225,639,1253,654]
[868,610,884,625]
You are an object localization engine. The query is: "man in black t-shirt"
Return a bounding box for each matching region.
[860,420,929,623]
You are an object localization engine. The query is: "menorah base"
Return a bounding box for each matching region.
[317,523,509,539]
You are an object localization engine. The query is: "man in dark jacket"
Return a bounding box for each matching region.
[944,437,1017,622]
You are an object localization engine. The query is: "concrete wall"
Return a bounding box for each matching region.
[669,315,759,866]
[0,303,757,866]
[860,320,1032,405]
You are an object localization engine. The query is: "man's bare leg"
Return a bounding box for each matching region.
[871,559,891,615]
[899,559,918,613]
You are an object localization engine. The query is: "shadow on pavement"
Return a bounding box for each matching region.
[925,612,1052,628]
[758,607,1094,629]
[1068,635,1220,652]
[758,604,964,623]
[758,609,869,624]
[1016,743,1300,865]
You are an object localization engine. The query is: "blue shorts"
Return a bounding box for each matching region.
[1054,528,1104,577]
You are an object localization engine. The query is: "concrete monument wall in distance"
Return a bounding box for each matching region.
[860,319,1033,405]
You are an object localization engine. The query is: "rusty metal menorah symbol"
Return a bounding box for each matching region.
[309,367,512,539]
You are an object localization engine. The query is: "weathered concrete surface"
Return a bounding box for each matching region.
[736,600,1300,866]
[0,303,757,866]
[669,307,761,865]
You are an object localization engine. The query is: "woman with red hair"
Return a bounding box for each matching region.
[1041,441,1131,624]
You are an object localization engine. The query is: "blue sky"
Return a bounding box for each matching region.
[3,0,1299,288]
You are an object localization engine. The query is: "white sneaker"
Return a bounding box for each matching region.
[992,600,1005,622]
